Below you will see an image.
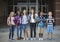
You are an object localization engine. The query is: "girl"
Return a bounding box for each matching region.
[14,10,23,40]
[38,12,46,40]
[46,12,54,40]
[29,9,37,40]
[7,11,15,40]
[22,9,28,40]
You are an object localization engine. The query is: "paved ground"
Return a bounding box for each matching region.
[0,26,60,42]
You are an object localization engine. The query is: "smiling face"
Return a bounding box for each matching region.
[17,11,20,15]
[23,10,27,15]
[48,12,52,16]
[40,12,44,16]
[10,12,14,17]
[31,9,34,14]
[48,12,53,18]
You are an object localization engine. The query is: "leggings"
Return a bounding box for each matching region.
[30,23,36,38]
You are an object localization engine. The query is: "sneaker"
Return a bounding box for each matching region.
[23,38,26,40]
[31,38,33,40]
[19,37,24,40]
[40,38,43,40]
[26,38,29,40]
[9,39,11,41]
[17,37,20,40]
[39,38,41,40]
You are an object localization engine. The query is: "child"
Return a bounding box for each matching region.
[46,12,54,40]
[7,11,15,40]
[38,12,46,40]
[14,10,23,40]
[22,9,28,40]
[29,9,37,40]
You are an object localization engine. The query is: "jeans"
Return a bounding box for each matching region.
[9,25,15,39]
[17,24,22,37]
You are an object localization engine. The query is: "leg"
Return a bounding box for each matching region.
[30,23,33,38]
[9,27,12,39]
[24,24,28,38]
[40,28,44,38]
[34,23,36,38]
[17,26,19,38]
[11,25,15,39]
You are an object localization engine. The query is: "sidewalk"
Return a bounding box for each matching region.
[0,26,60,42]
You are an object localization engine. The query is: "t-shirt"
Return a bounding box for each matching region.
[11,17,15,25]
[22,15,28,24]
[29,14,38,23]
[47,18,54,25]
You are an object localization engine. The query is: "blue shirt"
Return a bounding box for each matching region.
[38,16,46,27]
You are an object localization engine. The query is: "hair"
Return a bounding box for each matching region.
[22,9,28,15]
[16,10,21,17]
[31,8,35,19]
[38,11,44,17]
[9,11,14,17]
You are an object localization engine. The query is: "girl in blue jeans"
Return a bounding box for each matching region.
[14,10,23,40]
[7,11,15,40]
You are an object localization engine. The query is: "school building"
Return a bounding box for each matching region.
[0,0,60,25]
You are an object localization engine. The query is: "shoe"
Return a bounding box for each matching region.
[39,38,41,40]
[23,38,25,40]
[9,39,11,41]
[19,37,24,40]
[26,38,29,40]
[40,38,43,40]
[17,37,20,40]
[31,38,33,40]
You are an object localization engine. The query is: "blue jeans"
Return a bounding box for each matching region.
[17,24,22,37]
[9,25,15,39]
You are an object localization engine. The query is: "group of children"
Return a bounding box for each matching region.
[7,9,54,40]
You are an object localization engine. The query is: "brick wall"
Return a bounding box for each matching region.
[55,0,60,25]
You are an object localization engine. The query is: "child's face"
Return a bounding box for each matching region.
[17,11,20,15]
[11,12,14,17]
[23,10,27,15]
[40,12,43,16]
[48,12,52,16]
[31,9,34,14]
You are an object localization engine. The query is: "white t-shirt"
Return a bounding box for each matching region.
[30,14,36,23]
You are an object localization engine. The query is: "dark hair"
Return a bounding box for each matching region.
[38,11,44,17]
[31,8,35,19]
[16,10,21,17]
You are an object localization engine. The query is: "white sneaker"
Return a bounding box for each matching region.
[26,38,29,40]
[31,38,33,40]
[39,38,41,40]
[23,38,25,40]
[40,38,43,40]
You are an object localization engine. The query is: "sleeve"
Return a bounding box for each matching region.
[28,14,31,20]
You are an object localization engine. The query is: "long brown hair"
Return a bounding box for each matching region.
[31,9,35,19]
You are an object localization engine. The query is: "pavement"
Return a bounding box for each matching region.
[0,26,60,42]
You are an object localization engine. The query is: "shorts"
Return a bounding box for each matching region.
[38,23,44,28]
[47,25,53,33]
[22,24,28,29]
[38,27,44,33]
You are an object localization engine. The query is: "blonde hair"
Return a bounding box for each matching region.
[9,11,14,17]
